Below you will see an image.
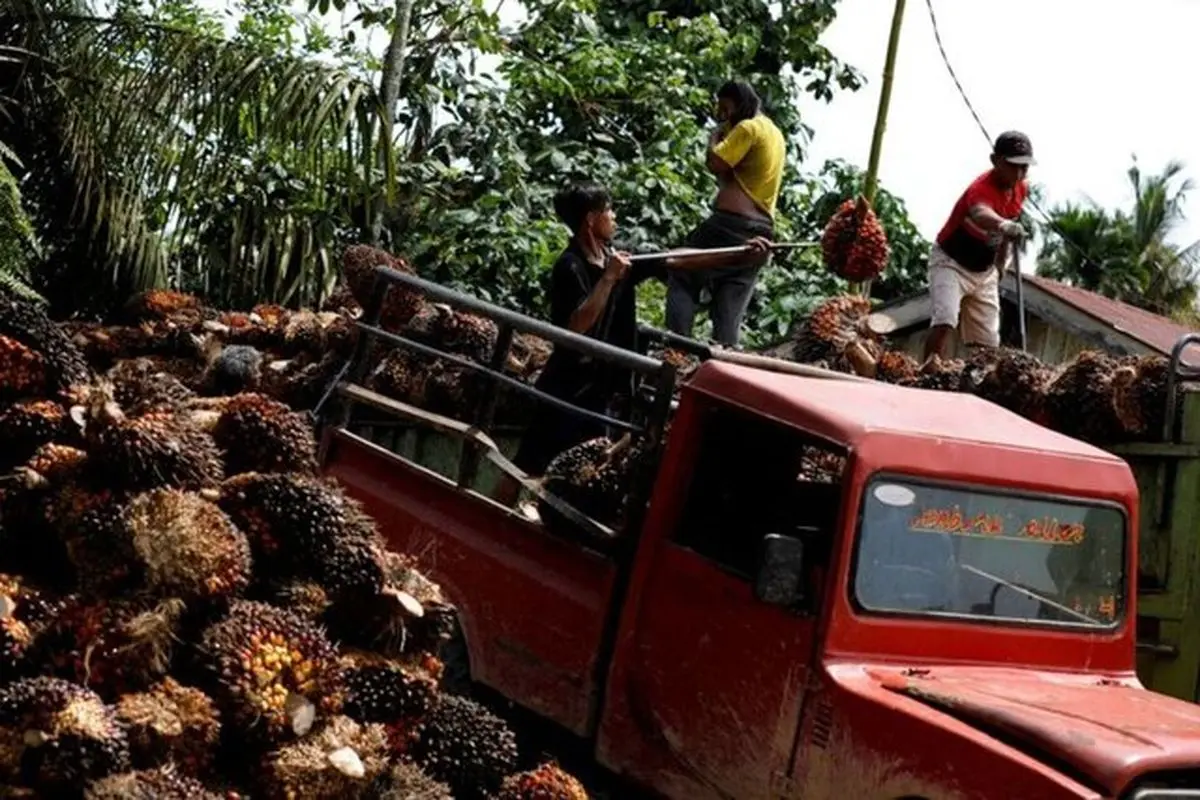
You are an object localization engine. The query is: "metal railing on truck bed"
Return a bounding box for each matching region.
[314,264,679,545]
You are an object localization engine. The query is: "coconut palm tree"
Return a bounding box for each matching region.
[1037,157,1200,317]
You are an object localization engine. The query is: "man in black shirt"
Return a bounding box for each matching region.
[509,181,769,484]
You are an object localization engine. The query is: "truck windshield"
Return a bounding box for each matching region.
[852,477,1126,629]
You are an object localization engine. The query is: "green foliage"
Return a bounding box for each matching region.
[1037,157,1199,317]
[0,145,42,302]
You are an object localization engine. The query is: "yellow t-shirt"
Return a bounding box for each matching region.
[712,114,786,218]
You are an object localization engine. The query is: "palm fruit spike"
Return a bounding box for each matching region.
[115,678,220,778]
[1043,350,1122,444]
[340,649,438,725]
[217,473,386,596]
[0,289,92,393]
[0,677,131,791]
[78,382,224,492]
[199,600,342,744]
[1112,354,1171,439]
[0,399,69,471]
[85,765,224,800]
[370,760,452,800]
[211,393,317,475]
[341,244,426,330]
[0,574,62,683]
[0,335,47,398]
[259,715,390,800]
[122,489,252,602]
[107,357,196,416]
[497,762,589,800]
[38,598,184,700]
[411,694,519,800]
[820,197,891,282]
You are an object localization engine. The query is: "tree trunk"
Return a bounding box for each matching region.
[369,0,414,245]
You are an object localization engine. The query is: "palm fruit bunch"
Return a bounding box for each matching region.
[0,574,63,682]
[900,354,968,392]
[77,381,224,492]
[371,759,453,799]
[405,303,499,366]
[1111,354,1172,439]
[0,288,92,396]
[340,649,438,725]
[0,677,130,792]
[106,356,197,416]
[259,714,391,799]
[1042,351,1124,444]
[411,693,520,799]
[0,289,590,797]
[820,198,891,282]
[36,597,185,699]
[198,600,342,744]
[538,434,645,535]
[871,349,919,384]
[791,294,882,375]
[798,445,847,484]
[84,765,223,800]
[341,244,426,331]
[217,472,387,597]
[120,489,252,603]
[498,762,590,800]
[211,392,317,475]
[0,399,72,471]
[962,347,1053,423]
[115,678,220,777]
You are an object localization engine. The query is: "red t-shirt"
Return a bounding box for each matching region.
[935,170,1028,273]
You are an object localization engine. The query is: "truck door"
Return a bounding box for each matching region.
[599,400,841,800]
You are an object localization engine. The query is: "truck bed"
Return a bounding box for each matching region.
[322,426,620,736]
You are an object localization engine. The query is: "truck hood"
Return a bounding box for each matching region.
[859,664,1200,794]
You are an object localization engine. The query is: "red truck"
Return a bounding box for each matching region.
[319,266,1200,800]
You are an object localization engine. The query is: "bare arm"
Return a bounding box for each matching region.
[568,276,618,333]
[967,202,1008,233]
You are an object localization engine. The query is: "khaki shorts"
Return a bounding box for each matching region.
[928,244,1000,347]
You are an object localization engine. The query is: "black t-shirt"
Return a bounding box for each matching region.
[536,239,666,407]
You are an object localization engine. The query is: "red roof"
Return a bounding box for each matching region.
[687,361,1119,461]
[1021,274,1197,357]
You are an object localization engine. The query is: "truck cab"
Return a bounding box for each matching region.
[320,266,1200,800]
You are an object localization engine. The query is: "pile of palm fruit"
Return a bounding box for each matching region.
[784,293,1176,446]
[0,289,589,798]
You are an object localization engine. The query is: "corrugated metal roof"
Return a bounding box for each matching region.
[1020,274,1197,358]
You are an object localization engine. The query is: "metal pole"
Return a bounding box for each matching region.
[855,0,907,298]
[1013,248,1028,352]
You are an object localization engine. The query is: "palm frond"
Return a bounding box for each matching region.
[5,1,394,308]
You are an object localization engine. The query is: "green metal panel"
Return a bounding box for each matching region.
[1125,390,1200,702]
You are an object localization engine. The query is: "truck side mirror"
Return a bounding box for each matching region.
[755,533,807,607]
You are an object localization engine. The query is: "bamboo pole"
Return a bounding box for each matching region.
[853,0,907,298]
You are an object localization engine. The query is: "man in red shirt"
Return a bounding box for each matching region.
[924,131,1034,361]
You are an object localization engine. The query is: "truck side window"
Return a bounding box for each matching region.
[672,404,845,578]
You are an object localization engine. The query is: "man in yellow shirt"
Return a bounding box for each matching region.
[665,80,785,347]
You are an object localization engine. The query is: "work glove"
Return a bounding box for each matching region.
[999,220,1027,241]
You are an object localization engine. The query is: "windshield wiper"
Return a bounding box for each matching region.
[959,563,1102,626]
